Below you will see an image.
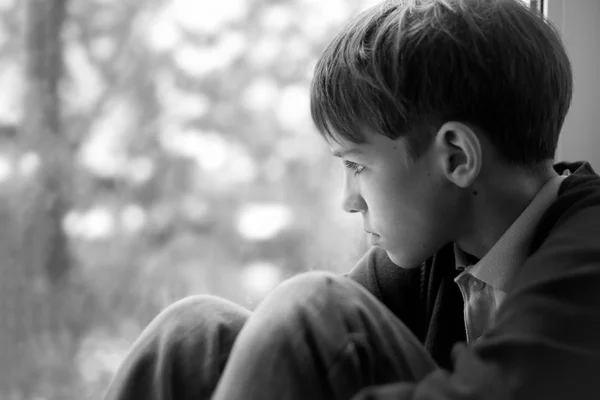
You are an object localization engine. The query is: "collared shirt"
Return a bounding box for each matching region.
[454,171,569,342]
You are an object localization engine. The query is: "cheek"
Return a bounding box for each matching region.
[384,176,450,243]
[368,183,426,235]
[384,198,451,268]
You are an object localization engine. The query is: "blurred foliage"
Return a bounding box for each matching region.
[0,0,379,398]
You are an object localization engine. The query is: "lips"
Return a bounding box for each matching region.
[368,233,381,246]
[364,229,381,246]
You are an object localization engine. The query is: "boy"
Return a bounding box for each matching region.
[104,0,600,399]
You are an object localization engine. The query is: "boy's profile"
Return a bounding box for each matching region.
[104,0,600,399]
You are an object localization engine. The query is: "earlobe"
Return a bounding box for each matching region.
[435,121,482,188]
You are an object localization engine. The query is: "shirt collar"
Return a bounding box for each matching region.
[454,173,568,291]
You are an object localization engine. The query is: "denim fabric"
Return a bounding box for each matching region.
[104,271,437,400]
[104,296,251,400]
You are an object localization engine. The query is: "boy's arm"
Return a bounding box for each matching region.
[353,200,600,400]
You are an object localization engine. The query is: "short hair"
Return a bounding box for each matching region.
[310,0,573,166]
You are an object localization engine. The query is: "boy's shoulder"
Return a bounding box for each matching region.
[551,160,600,220]
[554,160,598,185]
[529,160,600,252]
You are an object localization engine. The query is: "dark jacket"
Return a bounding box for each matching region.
[347,161,600,399]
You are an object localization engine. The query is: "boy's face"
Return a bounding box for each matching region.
[330,130,461,268]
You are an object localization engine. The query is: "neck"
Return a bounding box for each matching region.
[456,161,557,259]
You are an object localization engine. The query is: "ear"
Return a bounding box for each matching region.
[432,121,482,188]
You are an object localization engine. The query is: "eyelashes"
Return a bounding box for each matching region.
[344,160,365,175]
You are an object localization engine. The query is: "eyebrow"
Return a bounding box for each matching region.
[331,149,365,158]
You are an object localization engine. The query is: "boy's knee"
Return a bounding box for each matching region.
[143,294,250,343]
[260,271,351,314]
[108,295,250,400]
[159,295,234,321]
[280,270,341,291]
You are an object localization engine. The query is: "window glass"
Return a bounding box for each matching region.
[0,0,379,398]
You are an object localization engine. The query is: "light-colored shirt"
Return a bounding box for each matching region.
[454,172,569,342]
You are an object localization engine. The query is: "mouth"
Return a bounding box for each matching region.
[367,233,381,246]
[364,230,381,246]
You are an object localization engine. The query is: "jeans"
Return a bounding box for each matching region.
[103,271,438,400]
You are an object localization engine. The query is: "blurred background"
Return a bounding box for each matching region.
[0,0,378,398]
[2,0,595,399]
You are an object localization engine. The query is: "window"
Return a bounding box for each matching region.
[0,1,376,398]
[521,0,545,13]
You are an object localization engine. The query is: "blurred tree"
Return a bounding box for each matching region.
[20,0,71,284]
[0,0,75,397]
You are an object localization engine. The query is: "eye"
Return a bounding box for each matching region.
[344,160,365,175]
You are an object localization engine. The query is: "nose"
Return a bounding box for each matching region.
[341,175,367,214]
